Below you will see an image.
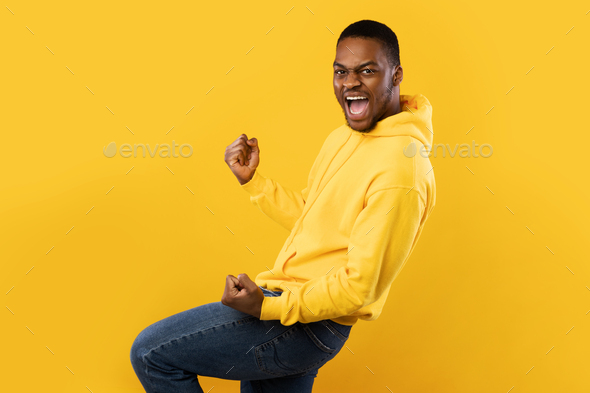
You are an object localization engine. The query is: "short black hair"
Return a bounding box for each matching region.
[336,20,401,69]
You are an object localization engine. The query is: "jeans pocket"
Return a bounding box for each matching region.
[254,323,337,377]
[324,319,352,341]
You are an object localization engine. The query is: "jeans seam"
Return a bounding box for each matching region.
[255,324,330,377]
[323,321,348,341]
[302,324,336,354]
[140,351,160,391]
[143,314,254,360]
[255,340,332,378]
[249,379,264,393]
[255,325,299,377]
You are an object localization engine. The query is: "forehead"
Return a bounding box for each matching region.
[334,37,387,67]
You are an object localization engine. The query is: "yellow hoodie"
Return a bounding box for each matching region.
[241,93,436,326]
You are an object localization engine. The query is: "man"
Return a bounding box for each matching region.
[130,19,436,392]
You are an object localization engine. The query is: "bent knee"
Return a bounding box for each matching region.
[130,330,151,367]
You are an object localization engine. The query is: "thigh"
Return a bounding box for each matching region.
[131,300,279,381]
[131,300,351,382]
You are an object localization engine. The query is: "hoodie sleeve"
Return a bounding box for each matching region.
[240,136,329,232]
[240,170,311,232]
[258,186,428,325]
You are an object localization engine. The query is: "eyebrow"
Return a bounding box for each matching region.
[333,60,379,70]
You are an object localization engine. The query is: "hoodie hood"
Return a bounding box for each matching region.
[347,93,433,146]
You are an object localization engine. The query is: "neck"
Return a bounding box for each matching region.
[378,94,401,122]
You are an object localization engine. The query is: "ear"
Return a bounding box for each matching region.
[393,65,403,86]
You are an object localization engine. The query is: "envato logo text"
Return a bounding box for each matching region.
[103,141,193,158]
[403,140,493,158]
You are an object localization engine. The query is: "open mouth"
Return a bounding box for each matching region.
[345,96,369,120]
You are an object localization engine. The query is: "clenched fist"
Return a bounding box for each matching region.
[221,273,264,319]
[224,134,260,185]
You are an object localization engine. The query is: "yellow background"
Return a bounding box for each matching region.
[2,1,589,392]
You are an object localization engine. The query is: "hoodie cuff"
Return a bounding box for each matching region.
[240,170,265,197]
[259,294,286,321]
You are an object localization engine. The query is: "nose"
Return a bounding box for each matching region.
[343,72,361,89]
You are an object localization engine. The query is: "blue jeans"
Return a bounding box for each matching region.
[130,286,353,392]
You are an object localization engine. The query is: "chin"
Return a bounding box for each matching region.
[341,104,374,132]
[346,118,373,133]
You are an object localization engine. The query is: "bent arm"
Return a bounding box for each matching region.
[240,137,328,231]
[241,170,312,231]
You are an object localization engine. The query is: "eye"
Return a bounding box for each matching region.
[362,69,375,74]
[334,70,345,75]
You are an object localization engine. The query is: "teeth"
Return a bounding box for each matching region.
[347,96,367,115]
